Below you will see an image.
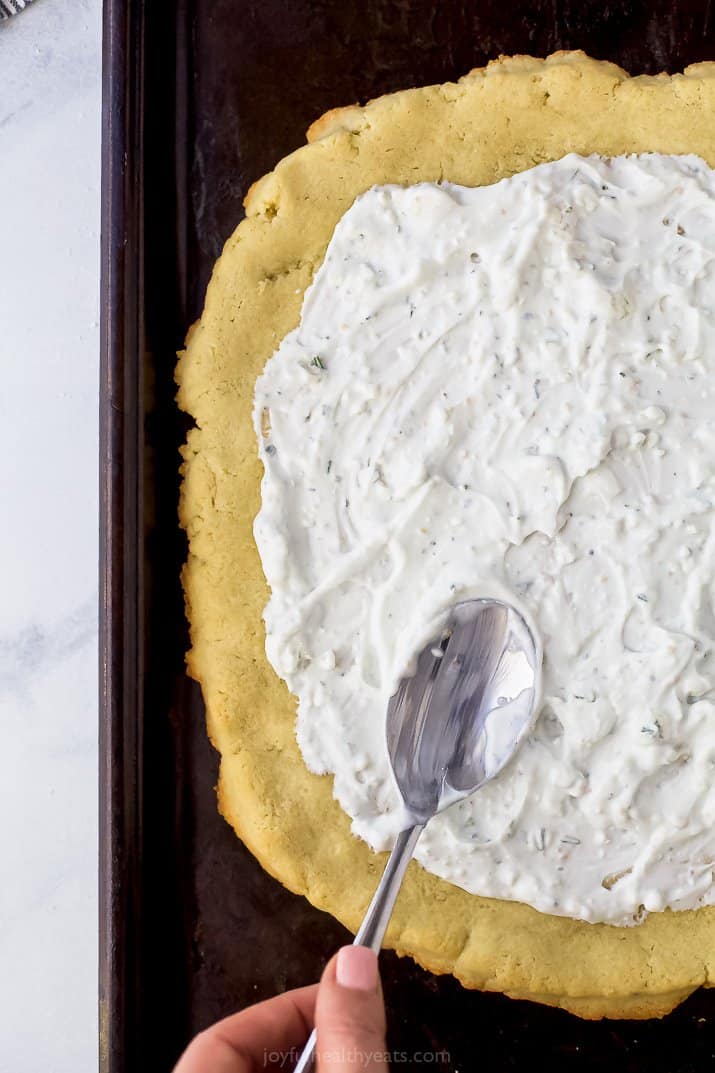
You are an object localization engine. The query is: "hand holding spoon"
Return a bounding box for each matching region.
[294,598,541,1072]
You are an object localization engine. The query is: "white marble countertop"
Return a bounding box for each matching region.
[0,2,101,1070]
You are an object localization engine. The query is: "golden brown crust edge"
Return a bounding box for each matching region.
[177,51,715,1020]
[301,49,715,150]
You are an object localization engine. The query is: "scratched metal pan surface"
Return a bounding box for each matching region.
[99,1,715,1070]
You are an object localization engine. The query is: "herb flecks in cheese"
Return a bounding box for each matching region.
[254,154,715,926]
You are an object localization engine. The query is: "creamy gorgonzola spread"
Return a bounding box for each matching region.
[253,154,715,925]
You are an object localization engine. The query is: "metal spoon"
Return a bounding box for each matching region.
[294,598,541,1072]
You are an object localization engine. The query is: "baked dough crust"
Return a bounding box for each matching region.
[177,51,715,1019]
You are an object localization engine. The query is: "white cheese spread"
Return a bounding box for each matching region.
[253,154,715,925]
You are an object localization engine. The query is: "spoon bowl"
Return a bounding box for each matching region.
[388,598,541,824]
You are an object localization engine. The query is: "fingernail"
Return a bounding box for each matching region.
[336,945,378,991]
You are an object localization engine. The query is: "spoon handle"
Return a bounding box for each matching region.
[354,822,425,950]
[293,823,424,1073]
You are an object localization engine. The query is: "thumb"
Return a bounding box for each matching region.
[314,946,388,1071]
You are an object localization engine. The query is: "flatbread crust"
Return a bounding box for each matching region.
[176,51,715,1019]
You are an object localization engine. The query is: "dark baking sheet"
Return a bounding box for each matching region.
[100,2,715,1070]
